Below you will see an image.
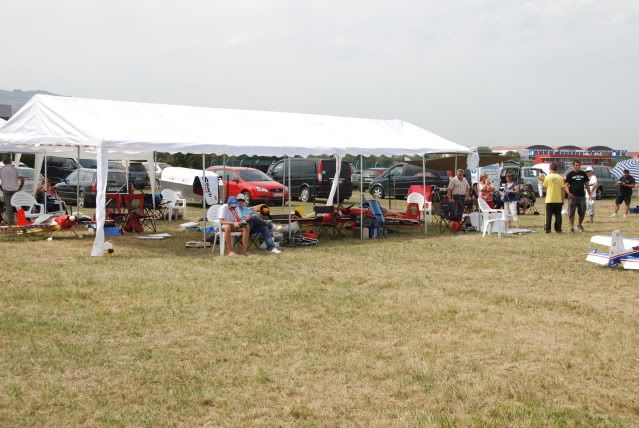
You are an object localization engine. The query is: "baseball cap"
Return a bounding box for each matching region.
[227,196,238,207]
[236,193,246,201]
[585,166,593,172]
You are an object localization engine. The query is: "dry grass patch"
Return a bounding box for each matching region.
[1,197,638,426]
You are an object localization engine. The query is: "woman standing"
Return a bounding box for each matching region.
[502,173,520,227]
[478,173,495,208]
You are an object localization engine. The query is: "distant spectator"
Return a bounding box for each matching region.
[565,160,591,232]
[540,163,564,233]
[0,156,25,225]
[585,167,597,223]
[36,177,67,214]
[502,173,519,227]
[236,194,281,254]
[218,196,249,256]
[478,173,495,208]
[518,183,536,214]
[611,169,636,218]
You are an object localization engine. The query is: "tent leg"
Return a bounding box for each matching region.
[202,153,206,251]
[360,154,363,240]
[422,154,427,235]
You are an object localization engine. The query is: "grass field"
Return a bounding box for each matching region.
[1,194,639,426]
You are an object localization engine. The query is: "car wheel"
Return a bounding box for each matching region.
[596,186,603,200]
[299,186,311,202]
[371,186,384,199]
[241,191,251,206]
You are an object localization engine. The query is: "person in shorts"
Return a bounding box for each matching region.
[611,169,636,218]
[564,161,591,233]
[585,166,598,223]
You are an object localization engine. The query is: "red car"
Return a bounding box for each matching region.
[207,166,288,205]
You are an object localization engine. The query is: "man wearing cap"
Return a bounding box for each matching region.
[218,196,249,256]
[236,194,281,254]
[611,169,636,218]
[585,167,597,223]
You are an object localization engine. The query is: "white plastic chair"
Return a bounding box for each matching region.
[10,191,46,221]
[160,189,186,220]
[477,198,507,238]
[406,192,432,220]
[206,205,243,256]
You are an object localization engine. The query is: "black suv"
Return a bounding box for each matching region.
[368,162,448,199]
[266,158,353,202]
[54,168,128,208]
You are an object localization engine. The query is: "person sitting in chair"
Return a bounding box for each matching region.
[236,194,281,254]
[35,178,67,214]
[218,196,249,256]
[518,183,536,214]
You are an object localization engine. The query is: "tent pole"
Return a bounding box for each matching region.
[152,151,157,212]
[43,151,48,214]
[422,154,427,235]
[76,146,80,214]
[202,154,206,251]
[223,155,226,201]
[288,155,292,242]
[360,154,363,240]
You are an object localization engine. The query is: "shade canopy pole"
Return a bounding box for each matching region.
[288,155,292,242]
[76,146,80,214]
[422,154,427,235]
[360,154,364,240]
[203,154,207,250]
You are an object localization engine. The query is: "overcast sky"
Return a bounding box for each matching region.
[1,0,638,150]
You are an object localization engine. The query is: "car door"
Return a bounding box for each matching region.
[385,164,403,197]
[400,164,424,196]
[55,170,78,202]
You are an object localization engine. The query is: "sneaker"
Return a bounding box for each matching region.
[271,248,281,254]
[570,228,575,233]
[577,225,585,232]
[610,213,617,217]
[623,214,627,218]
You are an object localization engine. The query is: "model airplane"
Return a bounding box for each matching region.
[0,214,82,239]
[586,230,639,270]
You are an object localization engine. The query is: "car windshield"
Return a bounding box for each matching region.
[79,159,97,168]
[238,169,273,181]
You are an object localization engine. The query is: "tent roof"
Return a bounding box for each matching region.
[0,117,6,126]
[0,95,469,157]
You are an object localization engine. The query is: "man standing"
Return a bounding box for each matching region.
[585,166,598,223]
[447,169,470,212]
[540,163,564,234]
[0,156,25,225]
[564,161,591,233]
[611,169,636,218]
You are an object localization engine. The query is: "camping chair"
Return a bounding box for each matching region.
[144,193,169,220]
[10,191,46,221]
[518,195,539,215]
[361,199,386,238]
[161,189,187,221]
[477,197,507,238]
[206,205,244,256]
[432,198,465,234]
[125,194,156,233]
[313,205,344,239]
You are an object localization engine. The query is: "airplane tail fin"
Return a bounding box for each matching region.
[609,230,625,259]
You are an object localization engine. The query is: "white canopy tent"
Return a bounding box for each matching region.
[0,117,6,126]
[0,95,469,255]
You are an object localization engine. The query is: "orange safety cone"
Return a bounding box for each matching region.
[16,208,29,226]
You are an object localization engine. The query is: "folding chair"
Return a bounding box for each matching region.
[313,205,343,239]
[206,205,244,255]
[125,194,156,233]
[432,199,465,234]
[362,199,386,238]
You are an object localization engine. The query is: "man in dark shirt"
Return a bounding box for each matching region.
[564,161,591,233]
[611,169,636,218]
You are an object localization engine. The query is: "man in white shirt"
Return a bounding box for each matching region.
[585,167,598,223]
[217,196,249,256]
[447,169,470,213]
[0,156,25,225]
